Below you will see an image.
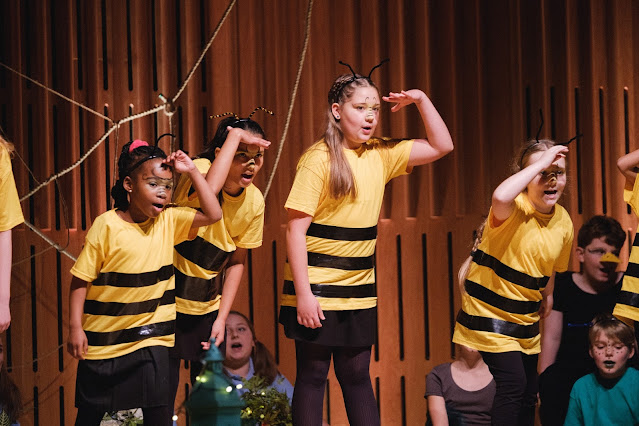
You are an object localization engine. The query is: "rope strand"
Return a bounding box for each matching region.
[263,0,314,200]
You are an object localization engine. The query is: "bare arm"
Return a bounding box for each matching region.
[617,149,639,188]
[539,309,563,374]
[491,145,568,225]
[382,89,454,167]
[206,248,248,348]
[0,230,12,332]
[166,150,222,228]
[205,127,270,193]
[427,395,450,426]
[287,209,324,329]
[67,276,89,360]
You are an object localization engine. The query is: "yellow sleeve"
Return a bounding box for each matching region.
[624,174,639,216]
[284,147,328,217]
[0,145,24,231]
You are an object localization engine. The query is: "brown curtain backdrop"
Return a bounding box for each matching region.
[1,0,638,424]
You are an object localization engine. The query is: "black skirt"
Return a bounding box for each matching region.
[169,310,218,361]
[279,305,377,347]
[75,345,170,411]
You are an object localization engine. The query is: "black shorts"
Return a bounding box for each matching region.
[169,310,218,361]
[279,305,377,347]
[75,345,170,411]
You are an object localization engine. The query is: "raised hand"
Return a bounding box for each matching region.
[226,127,271,149]
[382,89,427,112]
[164,150,195,174]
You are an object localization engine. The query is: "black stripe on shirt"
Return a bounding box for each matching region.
[174,270,219,302]
[464,280,542,315]
[471,249,549,290]
[632,233,639,247]
[92,264,174,288]
[617,290,639,309]
[456,310,539,339]
[84,289,175,317]
[307,251,374,270]
[306,222,377,241]
[86,320,175,347]
[175,237,232,272]
[624,262,639,279]
[283,280,375,298]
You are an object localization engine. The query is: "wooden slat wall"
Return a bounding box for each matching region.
[1,1,639,425]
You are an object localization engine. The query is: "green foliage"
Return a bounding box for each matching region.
[101,409,144,426]
[240,375,292,426]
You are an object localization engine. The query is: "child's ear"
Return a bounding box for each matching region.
[630,345,636,359]
[123,176,133,193]
[214,147,221,158]
[576,246,585,263]
[331,103,341,121]
[589,346,595,359]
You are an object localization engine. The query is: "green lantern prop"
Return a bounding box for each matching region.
[186,338,244,425]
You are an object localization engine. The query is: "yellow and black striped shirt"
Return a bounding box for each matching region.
[282,138,413,311]
[614,176,639,323]
[173,158,264,315]
[71,207,196,360]
[453,194,573,354]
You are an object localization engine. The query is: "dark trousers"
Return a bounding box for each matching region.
[480,351,538,426]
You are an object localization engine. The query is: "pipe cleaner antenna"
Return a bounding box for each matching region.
[339,60,358,79]
[155,132,176,147]
[368,58,390,78]
[247,106,275,119]
[209,112,239,120]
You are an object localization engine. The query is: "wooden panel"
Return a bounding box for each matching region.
[2,1,639,424]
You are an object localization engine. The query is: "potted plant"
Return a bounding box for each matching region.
[240,376,292,426]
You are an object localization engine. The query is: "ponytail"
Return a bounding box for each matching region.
[458,219,487,296]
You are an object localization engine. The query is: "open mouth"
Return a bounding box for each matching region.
[152,203,164,209]
[544,190,557,195]
[241,173,253,180]
[603,360,616,368]
[231,342,242,349]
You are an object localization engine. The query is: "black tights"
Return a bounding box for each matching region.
[75,405,171,426]
[292,341,379,426]
[480,351,538,426]
[168,357,203,414]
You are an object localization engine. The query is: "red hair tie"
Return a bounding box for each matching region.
[129,139,149,152]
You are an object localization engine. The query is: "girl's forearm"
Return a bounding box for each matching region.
[69,277,88,330]
[216,252,247,321]
[415,93,454,158]
[190,168,222,223]
[205,131,242,194]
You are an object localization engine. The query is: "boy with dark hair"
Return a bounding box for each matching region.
[538,215,626,425]
[564,314,639,425]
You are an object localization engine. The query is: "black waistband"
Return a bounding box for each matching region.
[283,280,375,298]
[86,320,175,347]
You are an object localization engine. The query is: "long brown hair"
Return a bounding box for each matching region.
[322,74,380,199]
